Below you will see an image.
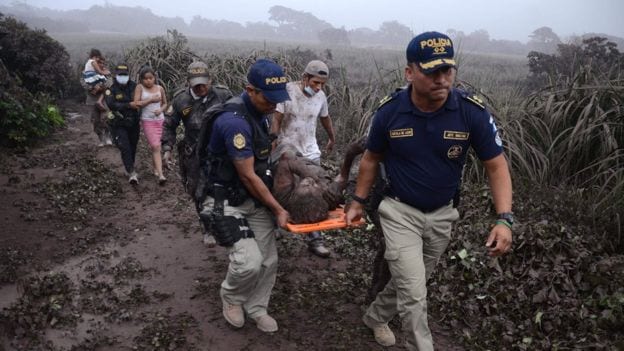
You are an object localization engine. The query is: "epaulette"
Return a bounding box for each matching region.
[212,84,230,90]
[377,87,405,109]
[172,87,187,99]
[460,90,486,110]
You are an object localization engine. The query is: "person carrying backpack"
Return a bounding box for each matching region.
[196,59,290,333]
[162,61,233,246]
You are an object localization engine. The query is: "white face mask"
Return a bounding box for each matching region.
[303,85,316,96]
[116,75,129,85]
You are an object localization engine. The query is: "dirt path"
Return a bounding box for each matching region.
[0,101,461,350]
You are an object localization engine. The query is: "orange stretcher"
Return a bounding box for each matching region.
[285,207,365,234]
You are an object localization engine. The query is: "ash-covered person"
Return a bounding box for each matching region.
[271,59,336,258]
[161,61,232,247]
[133,66,167,184]
[197,59,290,333]
[104,64,141,184]
[82,48,112,147]
[346,31,513,350]
[271,143,342,224]
[336,136,390,303]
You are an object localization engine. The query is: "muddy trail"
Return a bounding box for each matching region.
[0,101,461,351]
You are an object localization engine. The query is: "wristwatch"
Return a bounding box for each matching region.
[497,212,514,227]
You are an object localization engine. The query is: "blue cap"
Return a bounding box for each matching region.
[247,59,290,104]
[406,31,455,74]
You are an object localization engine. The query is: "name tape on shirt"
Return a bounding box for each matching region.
[444,131,469,140]
[389,128,413,138]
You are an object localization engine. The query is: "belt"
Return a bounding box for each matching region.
[387,195,446,213]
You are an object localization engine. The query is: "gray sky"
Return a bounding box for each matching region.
[8,0,624,42]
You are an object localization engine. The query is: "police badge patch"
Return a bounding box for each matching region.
[233,133,246,149]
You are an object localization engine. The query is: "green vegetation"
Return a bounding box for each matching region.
[0,14,70,147]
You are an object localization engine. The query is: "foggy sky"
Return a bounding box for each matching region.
[7,0,624,42]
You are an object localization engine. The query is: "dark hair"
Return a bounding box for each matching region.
[138,66,156,82]
[278,178,329,224]
[89,48,102,58]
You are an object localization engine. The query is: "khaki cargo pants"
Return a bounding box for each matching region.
[364,197,459,351]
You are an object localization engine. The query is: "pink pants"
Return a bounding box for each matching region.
[141,119,164,148]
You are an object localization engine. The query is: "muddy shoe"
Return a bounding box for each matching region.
[223,301,244,328]
[128,172,139,185]
[158,175,167,185]
[363,315,395,347]
[253,314,278,333]
[308,240,330,258]
[203,233,216,247]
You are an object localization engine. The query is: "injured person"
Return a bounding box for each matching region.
[271,143,343,224]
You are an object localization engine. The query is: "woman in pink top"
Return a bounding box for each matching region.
[133,66,168,184]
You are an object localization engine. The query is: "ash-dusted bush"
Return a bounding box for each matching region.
[0,13,72,97]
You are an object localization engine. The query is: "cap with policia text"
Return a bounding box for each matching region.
[406,31,456,74]
[187,61,211,87]
[114,64,130,75]
[247,59,290,104]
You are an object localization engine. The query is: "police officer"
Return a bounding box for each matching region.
[346,31,513,350]
[104,64,141,183]
[162,61,233,246]
[198,59,290,333]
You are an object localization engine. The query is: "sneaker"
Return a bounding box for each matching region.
[253,314,278,333]
[203,233,216,247]
[222,301,244,328]
[128,172,139,185]
[363,315,396,347]
[308,240,330,258]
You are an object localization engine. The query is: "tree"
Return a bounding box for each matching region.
[528,26,561,54]
[318,27,350,46]
[269,5,332,41]
[378,20,412,45]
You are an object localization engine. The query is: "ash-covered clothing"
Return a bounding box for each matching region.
[83,59,107,87]
[105,80,140,173]
[367,86,503,212]
[139,88,165,121]
[162,85,233,150]
[275,81,329,161]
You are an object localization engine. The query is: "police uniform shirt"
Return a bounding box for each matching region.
[209,92,267,161]
[367,86,503,211]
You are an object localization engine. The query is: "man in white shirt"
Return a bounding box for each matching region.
[271,60,336,258]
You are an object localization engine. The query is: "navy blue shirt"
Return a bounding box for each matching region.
[367,87,503,211]
[209,92,269,161]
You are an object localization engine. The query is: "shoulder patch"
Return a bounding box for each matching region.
[461,91,486,110]
[233,133,246,149]
[105,89,111,96]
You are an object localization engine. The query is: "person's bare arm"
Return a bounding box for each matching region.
[345,150,383,225]
[482,153,513,256]
[270,111,284,150]
[335,136,367,190]
[233,156,289,228]
[319,115,335,154]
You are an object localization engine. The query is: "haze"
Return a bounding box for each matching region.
[8,0,624,42]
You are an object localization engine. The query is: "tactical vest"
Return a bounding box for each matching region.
[195,97,272,205]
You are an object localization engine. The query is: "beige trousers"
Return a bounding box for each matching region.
[364,197,459,351]
[203,197,278,319]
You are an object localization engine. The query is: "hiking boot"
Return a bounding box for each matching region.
[203,233,216,247]
[253,314,278,333]
[222,301,244,328]
[308,240,330,258]
[128,172,139,185]
[363,315,396,347]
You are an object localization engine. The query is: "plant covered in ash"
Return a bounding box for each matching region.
[0,13,70,146]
